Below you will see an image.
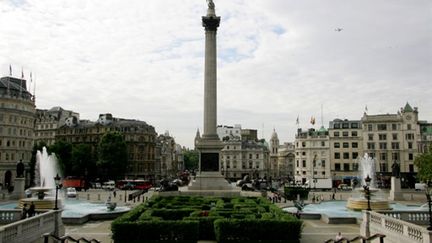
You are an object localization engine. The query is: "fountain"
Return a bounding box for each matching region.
[19,147,62,210]
[346,154,391,210]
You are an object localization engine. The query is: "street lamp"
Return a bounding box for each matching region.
[425,185,432,230]
[363,174,372,211]
[54,173,61,210]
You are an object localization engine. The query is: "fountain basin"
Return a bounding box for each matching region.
[19,197,62,210]
[346,197,391,210]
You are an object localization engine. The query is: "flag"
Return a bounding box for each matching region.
[21,68,24,79]
[9,65,12,76]
[296,115,299,125]
[365,105,368,112]
[310,116,316,125]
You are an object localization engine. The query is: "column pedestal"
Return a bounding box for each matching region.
[388,177,404,201]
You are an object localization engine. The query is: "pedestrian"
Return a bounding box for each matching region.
[335,232,343,241]
[28,202,35,217]
[332,193,335,200]
[295,210,301,219]
[113,190,117,198]
[21,203,28,219]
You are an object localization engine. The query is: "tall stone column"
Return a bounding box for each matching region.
[187,1,236,193]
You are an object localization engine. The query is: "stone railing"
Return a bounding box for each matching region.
[361,210,432,243]
[378,210,430,225]
[0,210,64,243]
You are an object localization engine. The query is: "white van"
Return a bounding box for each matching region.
[102,181,115,190]
[415,183,427,191]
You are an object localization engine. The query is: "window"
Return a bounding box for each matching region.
[334,124,341,129]
[343,163,350,171]
[302,160,306,167]
[392,152,400,161]
[352,131,358,137]
[406,133,414,140]
[392,134,398,140]
[334,143,340,148]
[391,142,399,149]
[343,142,349,148]
[368,124,373,131]
[335,163,341,171]
[351,123,359,129]
[368,134,374,141]
[302,152,306,156]
[378,134,387,140]
[369,153,375,158]
[249,161,253,169]
[367,143,375,150]
[342,131,349,137]
[380,153,387,161]
[321,160,326,167]
[353,163,359,171]
[256,154,259,159]
[380,163,387,172]
[352,142,358,148]
[379,143,387,149]
[334,132,340,137]
[302,142,306,147]
[296,160,299,167]
[377,124,387,131]
[352,152,358,159]
[249,154,252,159]
[321,141,325,147]
[392,124,397,130]
[334,153,340,159]
[408,142,413,149]
[409,153,413,160]
[343,153,349,159]
[409,164,414,173]
[407,124,412,130]
[342,123,349,129]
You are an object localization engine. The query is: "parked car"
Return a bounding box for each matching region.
[66,187,77,198]
[102,181,115,190]
[415,183,427,191]
[338,184,352,191]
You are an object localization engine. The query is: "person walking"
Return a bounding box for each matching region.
[21,204,28,219]
[335,232,343,241]
[28,202,35,217]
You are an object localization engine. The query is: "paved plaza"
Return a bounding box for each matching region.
[62,189,428,243]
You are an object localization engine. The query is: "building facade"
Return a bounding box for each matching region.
[35,107,79,146]
[156,131,184,179]
[328,119,363,186]
[294,127,330,185]
[0,76,35,187]
[217,124,241,141]
[55,113,157,180]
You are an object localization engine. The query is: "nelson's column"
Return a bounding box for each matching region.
[188,0,235,193]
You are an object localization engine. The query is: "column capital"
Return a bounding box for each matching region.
[202,16,220,31]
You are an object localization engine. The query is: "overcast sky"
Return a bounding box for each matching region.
[1,0,431,148]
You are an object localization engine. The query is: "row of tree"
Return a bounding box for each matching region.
[29,131,128,186]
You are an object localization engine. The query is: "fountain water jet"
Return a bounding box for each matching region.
[19,147,63,210]
[346,154,391,210]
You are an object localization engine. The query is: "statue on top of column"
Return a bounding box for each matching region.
[207,0,215,9]
[391,161,400,178]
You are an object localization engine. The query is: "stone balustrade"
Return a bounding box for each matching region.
[362,210,432,243]
[0,210,64,243]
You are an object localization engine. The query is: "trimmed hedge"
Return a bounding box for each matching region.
[214,219,303,243]
[112,220,199,243]
[111,195,303,242]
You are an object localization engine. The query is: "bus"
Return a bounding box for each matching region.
[116,180,152,190]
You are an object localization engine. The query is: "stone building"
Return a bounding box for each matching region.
[220,137,269,181]
[294,127,330,185]
[361,103,420,187]
[0,76,35,187]
[277,142,295,181]
[217,124,241,141]
[35,107,79,146]
[328,119,363,186]
[156,131,183,179]
[418,121,432,153]
[269,129,280,178]
[55,113,156,180]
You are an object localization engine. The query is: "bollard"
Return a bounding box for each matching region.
[87,194,90,200]
[98,194,101,201]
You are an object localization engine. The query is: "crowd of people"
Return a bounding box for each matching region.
[21,202,36,219]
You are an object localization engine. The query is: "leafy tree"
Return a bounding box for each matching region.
[183,149,199,170]
[50,140,73,176]
[98,131,128,180]
[414,145,432,183]
[71,143,96,178]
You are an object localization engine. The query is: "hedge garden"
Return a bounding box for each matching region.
[111,196,303,243]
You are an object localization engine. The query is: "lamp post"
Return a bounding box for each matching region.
[364,174,372,211]
[425,185,432,230]
[54,173,61,210]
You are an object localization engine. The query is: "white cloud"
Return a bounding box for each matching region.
[1,0,431,147]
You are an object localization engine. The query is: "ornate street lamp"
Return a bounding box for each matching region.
[425,185,432,230]
[54,173,61,210]
[363,175,372,211]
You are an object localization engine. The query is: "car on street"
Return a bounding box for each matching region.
[66,187,77,198]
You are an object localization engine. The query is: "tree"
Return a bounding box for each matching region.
[71,143,96,178]
[50,140,73,176]
[183,149,199,170]
[98,131,128,180]
[414,145,432,183]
